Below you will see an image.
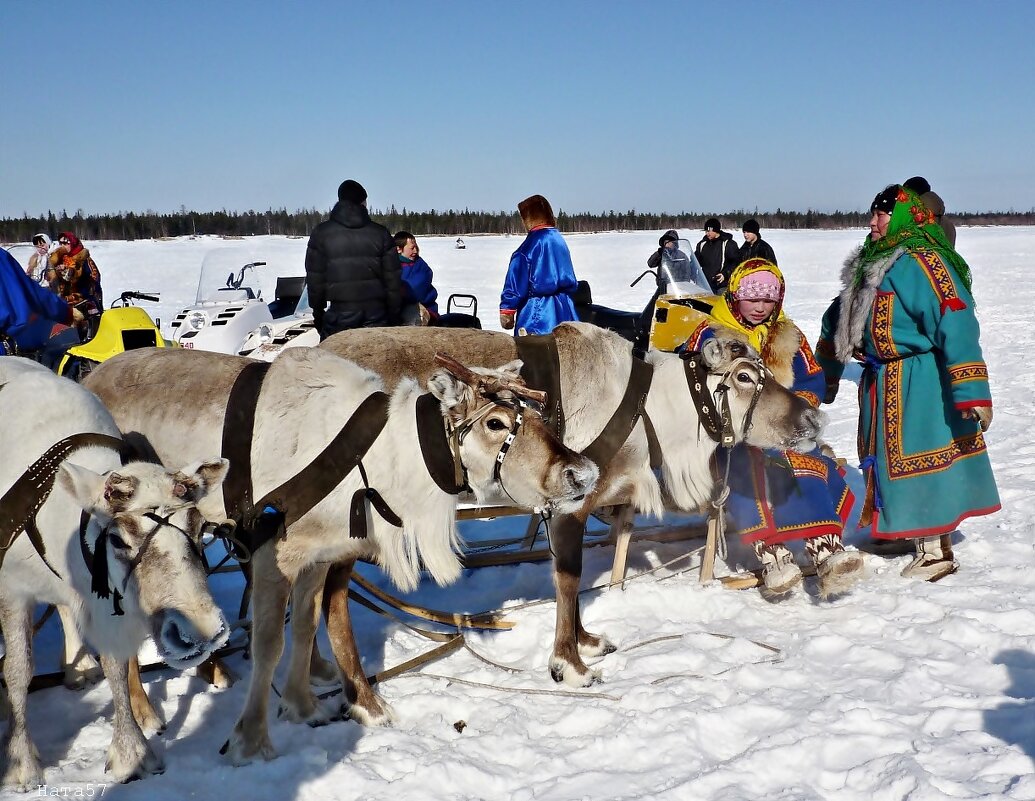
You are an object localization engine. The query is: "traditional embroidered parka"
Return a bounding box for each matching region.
[816,244,1000,539]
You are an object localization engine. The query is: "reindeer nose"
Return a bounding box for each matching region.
[803,407,824,437]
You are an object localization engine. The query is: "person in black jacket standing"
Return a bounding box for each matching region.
[305,179,402,339]
[694,218,739,293]
[738,219,778,265]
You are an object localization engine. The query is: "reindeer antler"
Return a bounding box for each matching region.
[434,352,548,405]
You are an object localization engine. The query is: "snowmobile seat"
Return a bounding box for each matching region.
[574,280,640,342]
[268,276,306,319]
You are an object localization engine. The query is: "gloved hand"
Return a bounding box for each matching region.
[499,309,516,330]
[71,306,86,324]
[418,303,431,326]
[962,405,993,432]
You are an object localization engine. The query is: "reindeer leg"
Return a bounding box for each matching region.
[1,600,44,791]
[323,560,394,726]
[128,657,165,735]
[278,565,335,726]
[224,547,291,764]
[56,604,101,690]
[549,514,605,687]
[101,655,163,781]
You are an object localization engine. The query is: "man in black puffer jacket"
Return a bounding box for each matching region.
[694,218,739,293]
[305,179,402,339]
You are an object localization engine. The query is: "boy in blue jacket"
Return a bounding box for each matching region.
[394,231,439,325]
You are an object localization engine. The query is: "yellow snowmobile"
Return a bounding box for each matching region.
[575,236,719,353]
[58,291,177,380]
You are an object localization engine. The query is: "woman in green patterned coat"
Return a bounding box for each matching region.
[816,184,999,581]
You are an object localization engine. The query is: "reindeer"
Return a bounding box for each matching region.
[0,358,229,789]
[84,346,598,763]
[319,322,823,686]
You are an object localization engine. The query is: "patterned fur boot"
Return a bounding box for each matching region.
[753,540,803,597]
[900,534,959,582]
[805,534,866,599]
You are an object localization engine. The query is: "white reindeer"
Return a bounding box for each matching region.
[0,358,230,789]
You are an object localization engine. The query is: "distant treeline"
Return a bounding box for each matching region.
[2,206,1034,242]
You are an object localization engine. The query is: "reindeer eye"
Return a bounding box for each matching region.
[108,533,130,551]
[486,418,509,431]
[736,371,754,384]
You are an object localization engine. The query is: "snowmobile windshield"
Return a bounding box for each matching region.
[660,239,711,297]
[194,243,307,305]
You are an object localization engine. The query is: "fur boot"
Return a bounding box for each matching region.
[753,540,802,597]
[805,534,866,599]
[900,534,958,582]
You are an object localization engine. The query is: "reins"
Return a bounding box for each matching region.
[680,350,769,560]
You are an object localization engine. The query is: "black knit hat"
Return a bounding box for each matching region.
[870,185,900,214]
[742,219,760,236]
[704,218,721,233]
[337,179,367,204]
[659,229,678,247]
[903,176,931,195]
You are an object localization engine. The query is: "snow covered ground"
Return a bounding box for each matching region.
[3,227,1034,800]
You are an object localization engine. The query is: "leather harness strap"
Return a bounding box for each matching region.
[581,355,655,470]
[251,391,393,529]
[219,362,397,555]
[0,432,126,574]
[220,361,271,522]
[416,392,468,495]
[516,334,565,441]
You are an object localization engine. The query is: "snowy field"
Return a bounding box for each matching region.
[3,227,1034,800]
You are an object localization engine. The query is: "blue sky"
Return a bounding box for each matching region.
[2,0,1033,217]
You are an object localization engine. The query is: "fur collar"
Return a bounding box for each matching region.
[832,245,904,363]
[760,319,804,389]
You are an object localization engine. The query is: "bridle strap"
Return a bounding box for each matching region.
[1,431,126,575]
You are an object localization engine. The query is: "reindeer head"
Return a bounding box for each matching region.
[697,335,822,452]
[428,353,598,513]
[59,458,231,668]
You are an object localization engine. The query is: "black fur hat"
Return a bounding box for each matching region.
[704,218,721,233]
[904,176,931,195]
[742,219,760,236]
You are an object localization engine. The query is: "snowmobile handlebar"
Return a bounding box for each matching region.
[630,268,657,288]
[111,291,160,307]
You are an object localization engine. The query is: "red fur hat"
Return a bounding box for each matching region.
[518,195,556,230]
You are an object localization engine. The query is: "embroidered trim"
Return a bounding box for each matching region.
[785,450,828,480]
[684,320,711,352]
[883,360,988,479]
[870,291,898,361]
[948,362,988,385]
[795,390,821,408]
[913,249,964,314]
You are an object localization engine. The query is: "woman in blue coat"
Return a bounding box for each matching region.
[1,247,79,368]
[499,195,578,335]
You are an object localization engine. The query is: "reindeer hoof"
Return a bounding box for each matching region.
[277,695,335,727]
[343,697,395,727]
[221,725,276,765]
[549,656,602,688]
[578,634,617,658]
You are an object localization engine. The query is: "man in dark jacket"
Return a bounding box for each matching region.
[305,179,402,339]
[694,218,739,293]
[738,219,778,265]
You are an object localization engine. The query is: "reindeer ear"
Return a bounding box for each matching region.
[428,368,470,417]
[700,337,726,369]
[495,359,524,381]
[175,458,230,500]
[57,462,107,512]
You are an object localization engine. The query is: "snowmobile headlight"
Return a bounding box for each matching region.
[258,324,273,344]
[187,311,207,330]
